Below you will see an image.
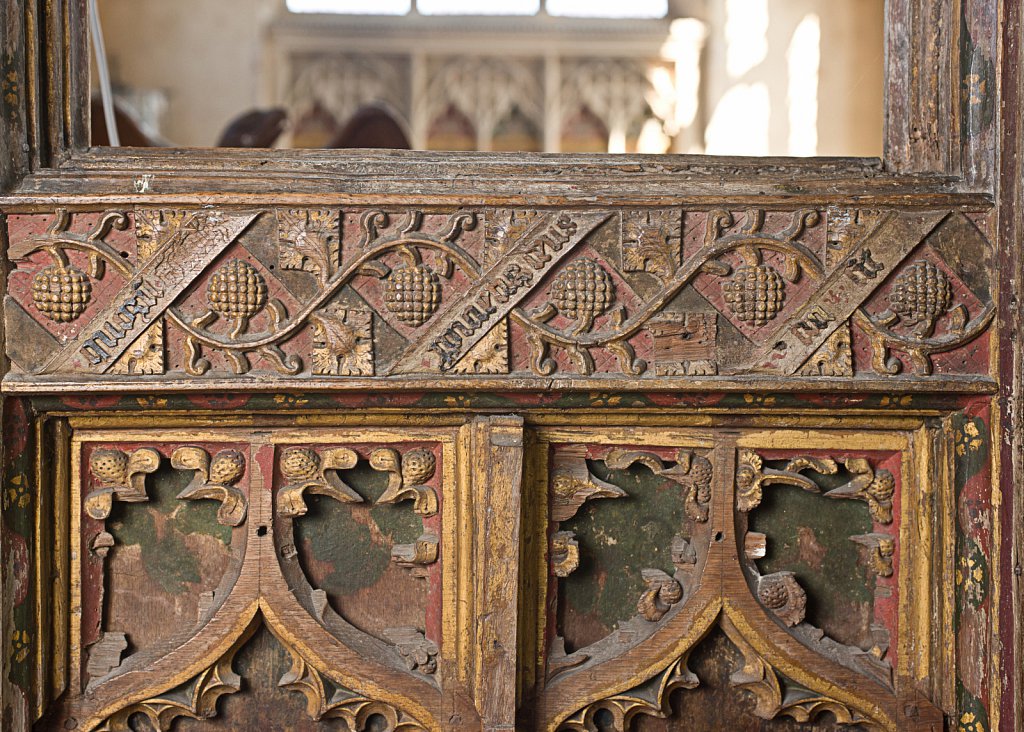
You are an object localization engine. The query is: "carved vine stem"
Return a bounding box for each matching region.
[15,209,132,278]
[511,209,824,375]
[176,227,482,374]
[16,208,832,377]
[852,305,995,376]
[170,212,479,337]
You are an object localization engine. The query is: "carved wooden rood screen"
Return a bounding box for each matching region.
[1,2,1022,732]
[0,202,1001,731]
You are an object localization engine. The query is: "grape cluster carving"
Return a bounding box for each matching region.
[207,259,267,321]
[550,258,615,332]
[722,263,786,326]
[31,264,92,322]
[887,260,952,335]
[383,263,442,326]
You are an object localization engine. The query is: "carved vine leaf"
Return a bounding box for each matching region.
[850,533,896,577]
[381,626,439,675]
[392,532,439,568]
[734,450,838,513]
[96,645,243,731]
[797,322,853,377]
[277,447,362,518]
[558,653,699,731]
[278,641,427,730]
[450,320,510,375]
[135,209,190,259]
[621,209,682,281]
[550,457,627,523]
[277,208,341,283]
[551,530,580,578]
[636,568,683,622]
[755,571,807,627]
[170,447,249,527]
[823,457,895,524]
[370,447,439,517]
[111,320,165,375]
[309,306,374,376]
[721,615,877,729]
[85,447,161,520]
[604,448,713,523]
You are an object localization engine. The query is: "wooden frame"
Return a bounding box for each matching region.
[1,0,1021,730]
[0,0,1000,199]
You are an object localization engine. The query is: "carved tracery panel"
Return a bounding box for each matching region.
[532,427,946,732]
[63,426,469,732]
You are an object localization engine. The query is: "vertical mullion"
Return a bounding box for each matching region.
[469,415,524,731]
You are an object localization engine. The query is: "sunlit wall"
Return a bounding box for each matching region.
[701,0,884,157]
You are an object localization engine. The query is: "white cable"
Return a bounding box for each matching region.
[88,0,119,146]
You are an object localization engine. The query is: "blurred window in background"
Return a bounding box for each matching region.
[90,0,883,157]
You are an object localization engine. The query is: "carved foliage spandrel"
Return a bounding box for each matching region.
[557,653,699,732]
[86,447,161,520]
[366,446,442,571]
[170,446,249,527]
[279,638,428,730]
[548,443,714,664]
[739,450,900,690]
[276,446,362,518]
[721,616,878,730]
[95,640,244,731]
[80,441,248,692]
[95,622,430,732]
[556,613,886,732]
[279,441,442,655]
